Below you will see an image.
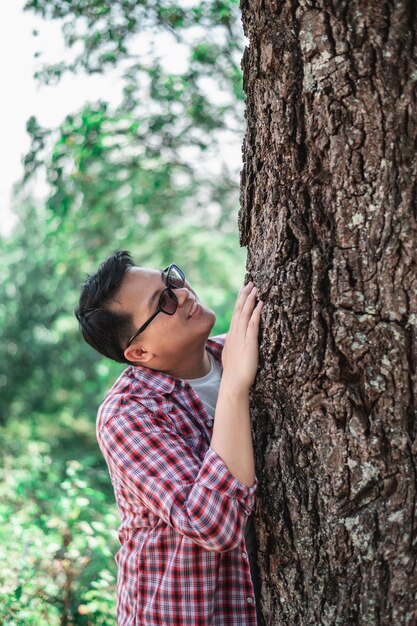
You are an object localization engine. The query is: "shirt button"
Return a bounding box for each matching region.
[242,552,248,559]
[206,420,213,427]
[181,381,186,387]
[247,597,254,604]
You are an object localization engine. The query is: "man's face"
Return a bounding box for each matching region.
[111,266,216,368]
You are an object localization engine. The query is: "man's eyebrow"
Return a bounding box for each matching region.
[147,270,165,311]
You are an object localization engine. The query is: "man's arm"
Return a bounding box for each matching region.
[210,378,255,488]
[211,281,263,489]
[98,406,257,553]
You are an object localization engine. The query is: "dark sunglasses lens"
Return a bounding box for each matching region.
[168,265,184,288]
[160,289,177,314]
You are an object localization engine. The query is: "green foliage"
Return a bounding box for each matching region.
[0,418,119,625]
[1,0,248,622]
[25,0,244,94]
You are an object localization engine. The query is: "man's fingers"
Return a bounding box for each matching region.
[247,300,264,333]
[236,281,253,309]
[241,286,258,315]
[236,286,258,333]
[231,281,254,331]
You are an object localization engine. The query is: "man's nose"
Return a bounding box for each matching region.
[175,287,192,306]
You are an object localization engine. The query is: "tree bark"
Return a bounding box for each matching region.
[239,1,417,624]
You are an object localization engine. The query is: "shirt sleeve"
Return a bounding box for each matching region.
[98,408,258,553]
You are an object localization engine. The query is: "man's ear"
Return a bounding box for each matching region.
[124,344,154,365]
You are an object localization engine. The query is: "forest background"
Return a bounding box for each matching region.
[0,1,248,623]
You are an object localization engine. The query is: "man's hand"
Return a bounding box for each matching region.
[221,280,264,393]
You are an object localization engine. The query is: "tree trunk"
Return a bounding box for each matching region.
[239,1,417,623]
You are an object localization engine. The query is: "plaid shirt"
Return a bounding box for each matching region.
[96,334,259,625]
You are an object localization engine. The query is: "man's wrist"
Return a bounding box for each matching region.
[220,374,250,399]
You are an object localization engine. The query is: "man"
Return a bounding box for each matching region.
[75,250,265,625]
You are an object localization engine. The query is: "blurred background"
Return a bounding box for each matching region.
[0,0,248,623]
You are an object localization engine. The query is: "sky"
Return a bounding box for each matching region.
[0,1,242,236]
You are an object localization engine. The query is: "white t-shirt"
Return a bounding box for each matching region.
[184,350,222,421]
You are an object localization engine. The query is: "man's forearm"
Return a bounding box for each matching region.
[210,377,255,488]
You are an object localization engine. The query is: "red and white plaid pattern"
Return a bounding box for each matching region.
[96,335,259,625]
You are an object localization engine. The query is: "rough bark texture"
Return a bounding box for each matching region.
[239,1,417,624]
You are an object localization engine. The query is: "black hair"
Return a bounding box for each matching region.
[74,250,136,364]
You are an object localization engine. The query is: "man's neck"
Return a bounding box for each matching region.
[163,347,211,381]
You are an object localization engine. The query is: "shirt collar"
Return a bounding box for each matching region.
[126,335,225,397]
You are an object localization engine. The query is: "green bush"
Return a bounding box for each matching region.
[0,420,119,625]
